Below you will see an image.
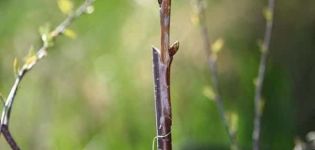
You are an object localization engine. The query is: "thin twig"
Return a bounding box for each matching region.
[0,0,95,148]
[1,125,20,150]
[152,0,179,149]
[195,0,238,149]
[252,0,275,150]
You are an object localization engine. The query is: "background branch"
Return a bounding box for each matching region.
[195,0,238,149]
[252,0,275,150]
[0,0,95,148]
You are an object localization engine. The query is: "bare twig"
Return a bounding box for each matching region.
[0,0,95,148]
[152,0,179,149]
[1,125,20,150]
[252,0,275,150]
[195,0,238,149]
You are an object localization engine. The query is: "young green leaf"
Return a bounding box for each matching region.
[58,0,74,15]
[24,46,37,69]
[24,56,37,70]
[203,86,216,101]
[13,57,20,76]
[39,24,54,47]
[26,46,35,58]
[64,29,77,39]
[211,38,224,54]
[228,111,239,134]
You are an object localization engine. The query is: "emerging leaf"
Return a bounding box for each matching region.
[13,57,20,76]
[211,38,224,54]
[203,86,216,100]
[24,56,37,70]
[26,46,35,58]
[24,46,37,69]
[228,111,239,134]
[57,0,74,15]
[39,24,54,47]
[64,29,77,39]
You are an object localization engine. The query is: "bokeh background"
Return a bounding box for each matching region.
[0,0,315,149]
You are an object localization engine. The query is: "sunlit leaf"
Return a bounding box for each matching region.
[85,5,95,14]
[64,29,77,39]
[57,0,74,15]
[211,38,224,54]
[39,24,54,47]
[203,86,216,101]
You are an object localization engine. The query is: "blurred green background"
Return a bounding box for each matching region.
[0,0,315,149]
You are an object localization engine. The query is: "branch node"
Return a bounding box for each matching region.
[169,41,179,57]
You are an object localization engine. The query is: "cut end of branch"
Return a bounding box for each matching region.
[152,46,161,55]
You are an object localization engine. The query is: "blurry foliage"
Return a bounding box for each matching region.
[0,0,314,149]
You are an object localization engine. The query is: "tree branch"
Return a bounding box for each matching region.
[0,0,95,148]
[252,0,275,150]
[1,125,20,150]
[195,0,238,149]
[152,0,179,149]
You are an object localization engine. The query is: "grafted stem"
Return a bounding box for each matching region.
[152,0,178,149]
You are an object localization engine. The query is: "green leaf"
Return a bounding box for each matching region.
[203,86,216,101]
[57,0,74,15]
[211,38,224,54]
[24,46,37,69]
[228,111,239,134]
[64,29,77,39]
[39,24,54,47]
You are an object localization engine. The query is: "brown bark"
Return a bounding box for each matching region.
[152,1,178,148]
